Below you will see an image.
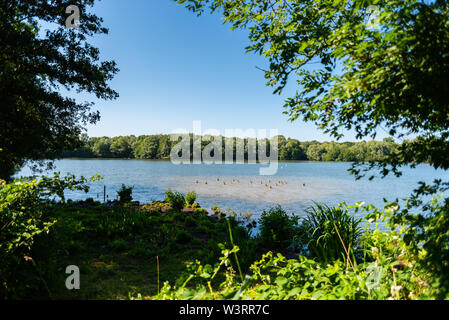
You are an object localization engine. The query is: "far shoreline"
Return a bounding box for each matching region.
[58,157,356,164]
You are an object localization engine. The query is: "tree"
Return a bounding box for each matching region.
[0,0,118,180]
[282,138,305,160]
[92,137,112,158]
[176,0,449,178]
[61,133,94,158]
[134,136,160,159]
[306,143,326,161]
[321,142,340,162]
[110,136,133,158]
[156,135,172,159]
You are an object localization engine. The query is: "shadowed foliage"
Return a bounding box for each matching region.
[0,0,118,180]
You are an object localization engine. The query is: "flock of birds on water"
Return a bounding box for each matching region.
[194,178,306,190]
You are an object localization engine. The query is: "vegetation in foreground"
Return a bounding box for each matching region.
[1,173,448,300]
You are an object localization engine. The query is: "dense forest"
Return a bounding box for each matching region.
[62,134,398,162]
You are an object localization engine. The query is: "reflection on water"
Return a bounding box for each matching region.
[16,159,447,219]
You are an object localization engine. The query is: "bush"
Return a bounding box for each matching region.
[297,203,362,263]
[377,180,449,299]
[117,184,133,203]
[0,174,98,299]
[194,208,208,215]
[153,240,424,300]
[211,205,226,217]
[185,191,197,206]
[258,206,299,251]
[184,215,197,227]
[0,179,55,298]
[150,202,435,300]
[164,189,185,211]
[175,230,192,244]
[110,238,129,251]
[39,172,102,203]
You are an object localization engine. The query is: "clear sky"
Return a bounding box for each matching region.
[78,0,387,142]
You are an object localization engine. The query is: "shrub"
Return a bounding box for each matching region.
[153,243,423,300]
[184,215,197,227]
[164,189,185,211]
[117,184,133,203]
[135,202,441,300]
[185,191,197,206]
[258,206,299,251]
[39,172,102,203]
[211,205,226,217]
[297,203,362,263]
[194,208,208,215]
[373,180,449,299]
[110,238,129,251]
[175,230,192,244]
[0,174,98,299]
[0,179,56,298]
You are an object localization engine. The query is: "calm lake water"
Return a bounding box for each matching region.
[16,159,448,219]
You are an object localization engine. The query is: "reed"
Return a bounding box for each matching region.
[297,203,362,263]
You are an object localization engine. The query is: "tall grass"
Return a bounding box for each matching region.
[297,203,362,263]
[226,219,244,283]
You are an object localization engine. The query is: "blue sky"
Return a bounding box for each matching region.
[77,0,387,142]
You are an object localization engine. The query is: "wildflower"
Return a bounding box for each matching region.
[390,285,402,296]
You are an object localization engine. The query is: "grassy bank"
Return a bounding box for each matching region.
[3,198,261,299]
[1,174,448,300]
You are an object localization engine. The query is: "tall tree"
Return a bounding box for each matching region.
[0,0,118,180]
[176,0,449,178]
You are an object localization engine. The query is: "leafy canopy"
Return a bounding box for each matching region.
[0,0,118,180]
[176,0,449,178]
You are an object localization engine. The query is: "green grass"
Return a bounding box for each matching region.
[3,197,443,300]
[25,201,257,299]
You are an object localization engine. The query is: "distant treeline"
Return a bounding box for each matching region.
[61,134,398,162]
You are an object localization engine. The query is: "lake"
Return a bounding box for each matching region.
[16,159,448,219]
